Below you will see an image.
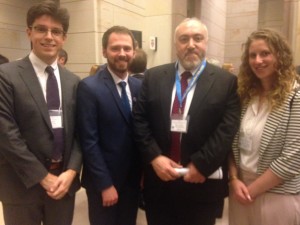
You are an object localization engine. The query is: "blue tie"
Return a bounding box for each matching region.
[118,81,131,119]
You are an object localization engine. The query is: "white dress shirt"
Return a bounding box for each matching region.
[29,51,62,106]
[240,96,270,172]
[170,63,198,116]
[108,67,133,109]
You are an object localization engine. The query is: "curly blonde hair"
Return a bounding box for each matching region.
[238,29,299,109]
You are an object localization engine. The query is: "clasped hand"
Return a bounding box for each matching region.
[151,155,206,183]
[40,169,76,200]
[230,179,253,205]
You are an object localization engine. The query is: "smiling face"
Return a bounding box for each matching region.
[175,20,208,71]
[248,39,277,88]
[103,32,135,79]
[27,15,66,65]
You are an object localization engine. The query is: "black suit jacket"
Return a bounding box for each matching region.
[133,62,240,202]
[0,56,81,204]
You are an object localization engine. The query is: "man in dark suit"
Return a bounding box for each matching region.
[77,26,142,225]
[0,1,81,225]
[133,18,240,225]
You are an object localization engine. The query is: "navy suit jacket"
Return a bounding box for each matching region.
[77,68,142,193]
[133,62,240,202]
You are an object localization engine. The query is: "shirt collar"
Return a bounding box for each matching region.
[107,66,129,85]
[177,62,198,77]
[29,51,58,74]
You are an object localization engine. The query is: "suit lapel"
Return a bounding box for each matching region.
[18,57,52,130]
[160,65,176,130]
[233,104,247,165]
[59,66,71,134]
[188,64,216,116]
[259,92,293,156]
[103,70,131,124]
[235,92,292,163]
[128,76,139,107]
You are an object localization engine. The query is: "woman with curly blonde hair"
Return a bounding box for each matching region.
[228,29,300,225]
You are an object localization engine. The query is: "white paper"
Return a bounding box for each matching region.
[174,167,223,179]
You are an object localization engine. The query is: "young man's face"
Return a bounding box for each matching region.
[27,15,66,65]
[103,32,135,79]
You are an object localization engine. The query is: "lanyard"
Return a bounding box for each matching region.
[175,59,207,110]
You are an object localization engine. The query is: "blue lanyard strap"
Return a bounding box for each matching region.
[175,59,207,109]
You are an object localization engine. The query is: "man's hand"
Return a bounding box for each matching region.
[40,173,59,193]
[151,155,182,181]
[102,186,118,207]
[183,163,206,183]
[46,169,77,200]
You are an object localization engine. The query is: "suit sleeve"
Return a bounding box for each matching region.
[76,81,113,191]
[66,76,82,173]
[67,138,82,173]
[190,75,241,176]
[270,89,300,180]
[0,66,48,188]
[133,71,163,164]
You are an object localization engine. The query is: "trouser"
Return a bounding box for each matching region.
[229,169,300,225]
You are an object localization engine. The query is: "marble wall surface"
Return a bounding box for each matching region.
[0,0,299,77]
[0,0,32,60]
[224,0,259,74]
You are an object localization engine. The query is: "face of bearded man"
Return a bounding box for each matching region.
[175,20,208,71]
[103,32,135,79]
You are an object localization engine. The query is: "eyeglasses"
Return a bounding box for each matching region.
[29,25,65,37]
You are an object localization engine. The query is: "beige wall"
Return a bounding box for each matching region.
[62,0,183,78]
[283,0,300,66]
[1,0,300,77]
[201,0,227,66]
[0,0,33,61]
[258,0,284,31]
[295,2,300,65]
[61,0,99,78]
[259,0,300,65]
[224,0,259,75]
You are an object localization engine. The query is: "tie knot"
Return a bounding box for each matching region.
[45,66,54,75]
[181,71,192,81]
[118,81,127,89]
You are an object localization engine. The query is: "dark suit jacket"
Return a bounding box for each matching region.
[133,62,240,202]
[0,56,82,204]
[77,68,142,193]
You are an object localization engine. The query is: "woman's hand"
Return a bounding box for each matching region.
[230,179,253,205]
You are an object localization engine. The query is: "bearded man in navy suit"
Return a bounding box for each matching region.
[133,18,240,225]
[77,26,142,225]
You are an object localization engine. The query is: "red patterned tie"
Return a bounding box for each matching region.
[170,71,192,162]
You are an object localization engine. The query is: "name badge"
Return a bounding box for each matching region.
[239,133,252,152]
[49,110,63,129]
[170,114,189,133]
